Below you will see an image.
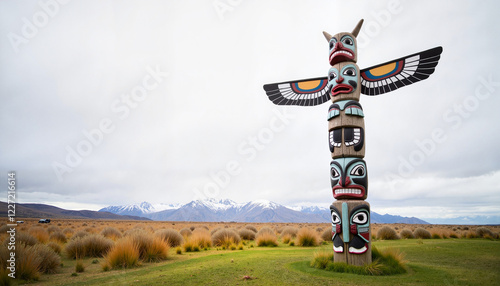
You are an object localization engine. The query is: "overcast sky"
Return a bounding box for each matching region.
[1,0,500,222]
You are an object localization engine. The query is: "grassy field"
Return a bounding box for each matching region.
[2,219,498,286]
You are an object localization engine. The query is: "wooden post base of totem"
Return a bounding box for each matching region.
[331,200,371,266]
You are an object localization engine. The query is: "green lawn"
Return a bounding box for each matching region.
[24,239,500,285]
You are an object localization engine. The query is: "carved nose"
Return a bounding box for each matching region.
[342,176,351,187]
[336,75,344,84]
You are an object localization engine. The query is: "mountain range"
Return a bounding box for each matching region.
[99,199,429,224]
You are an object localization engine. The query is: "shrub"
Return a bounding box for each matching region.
[281,234,292,244]
[180,228,192,237]
[256,232,278,247]
[476,227,494,238]
[65,234,113,259]
[103,237,140,269]
[296,228,320,247]
[212,229,241,247]
[75,260,85,273]
[155,229,184,247]
[238,229,256,240]
[101,227,122,240]
[257,227,275,236]
[400,229,414,239]
[210,227,222,235]
[47,241,62,254]
[310,251,333,269]
[281,226,299,238]
[321,228,332,242]
[47,226,60,234]
[29,227,49,244]
[16,232,38,246]
[377,226,399,240]
[32,244,61,274]
[413,228,431,239]
[244,225,258,233]
[15,244,42,281]
[49,232,67,244]
[71,230,89,240]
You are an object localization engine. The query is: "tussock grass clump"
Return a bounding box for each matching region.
[238,229,256,241]
[321,228,333,242]
[431,233,442,239]
[128,232,169,262]
[281,233,293,244]
[449,233,459,238]
[180,228,192,237]
[413,228,431,239]
[32,244,61,274]
[103,237,140,269]
[210,227,222,235]
[47,241,62,254]
[12,244,42,281]
[16,232,38,246]
[257,227,275,236]
[212,229,241,247]
[256,232,278,247]
[400,229,414,239]
[155,229,184,247]
[311,246,407,276]
[71,230,89,240]
[244,225,258,233]
[49,232,67,244]
[101,227,122,240]
[29,227,49,244]
[183,229,212,251]
[75,260,85,273]
[47,226,60,234]
[377,226,399,240]
[281,226,299,238]
[63,228,74,238]
[476,227,494,238]
[65,234,113,259]
[296,228,320,247]
[310,251,333,269]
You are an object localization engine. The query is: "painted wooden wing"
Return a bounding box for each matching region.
[360,46,443,96]
[263,77,330,106]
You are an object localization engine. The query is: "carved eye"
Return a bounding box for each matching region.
[343,37,353,46]
[343,67,356,76]
[331,212,341,224]
[350,164,365,176]
[352,211,368,224]
[328,71,337,82]
[329,38,337,50]
[331,167,340,178]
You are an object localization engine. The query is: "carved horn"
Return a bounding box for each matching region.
[322,31,333,42]
[351,19,364,37]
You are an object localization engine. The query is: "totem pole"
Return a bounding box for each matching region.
[263,19,442,266]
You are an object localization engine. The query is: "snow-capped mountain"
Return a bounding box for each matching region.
[99,201,181,217]
[99,199,429,224]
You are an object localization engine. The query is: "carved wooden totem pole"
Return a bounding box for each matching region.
[263,19,442,266]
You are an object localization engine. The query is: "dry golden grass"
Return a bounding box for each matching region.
[211,229,241,248]
[256,232,278,247]
[28,227,49,244]
[103,237,140,269]
[296,228,320,247]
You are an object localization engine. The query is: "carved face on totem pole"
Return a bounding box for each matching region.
[330,158,368,200]
[327,100,365,158]
[323,19,363,65]
[330,203,370,254]
[327,62,361,103]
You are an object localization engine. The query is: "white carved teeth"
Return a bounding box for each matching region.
[335,188,362,195]
[332,50,353,57]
